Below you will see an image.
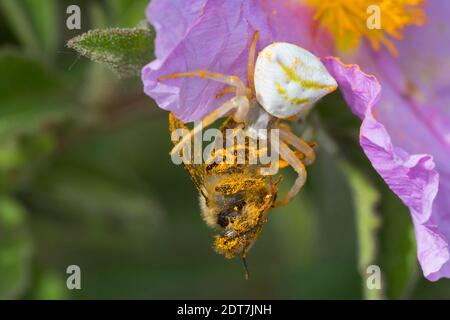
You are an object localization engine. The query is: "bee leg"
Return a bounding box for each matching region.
[275,142,307,207]
[241,256,250,280]
[170,96,250,157]
[247,31,259,95]
[277,126,316,165]
[159,70,249,96]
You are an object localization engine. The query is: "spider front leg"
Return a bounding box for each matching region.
[159,70,249,97]
[159,69,251,157]
[170,95,250,157]
[277,125,316,165]
[247,31,259,95]
[275,142,307,207]
[215,86,236,99]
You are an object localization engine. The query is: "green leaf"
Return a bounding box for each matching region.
[316,90,418,299]
[28,271,68,300]
[109,0,149,27]
[23,0,58,58]
[26,156,163,251]
[67,27,155,77]
[0,196,32,299]
[0,133,55,189]
[89,1,109,29]
[0,50,71,140]
[286,146,362,299]
[0,51,56,99]
[378,183,418,299]
[342,162,382,300]
[0,0,39,54]
[0,0,58,59]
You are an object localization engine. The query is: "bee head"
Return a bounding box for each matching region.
[213,193,272,259]
[216,198,246,227]
[206,170,278,259]
[214,225,264,259]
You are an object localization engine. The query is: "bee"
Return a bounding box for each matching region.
[161,31,336,275]
[169,112,279,278]
[160,31,337,206]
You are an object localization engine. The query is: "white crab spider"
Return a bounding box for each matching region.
[159,32,337,206]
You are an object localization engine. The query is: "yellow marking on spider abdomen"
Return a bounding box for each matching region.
[276,82,309,105]
[278,61,333,91]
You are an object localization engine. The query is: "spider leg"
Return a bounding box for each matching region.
[247,31,259,95]
[159,70,248,96]
[277,125,316,165]
[170,96,249,157]
[278,151,304,169]
[215,86,236,99]
[275,142,307,207]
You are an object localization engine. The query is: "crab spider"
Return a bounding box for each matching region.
[159,32,337,206]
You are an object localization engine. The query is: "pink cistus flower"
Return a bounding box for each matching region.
[141,0,448,281]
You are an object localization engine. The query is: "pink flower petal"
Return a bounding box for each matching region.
[142,0,333,123]
[346,0,450,281]
[142,0,273,122]
[323,56,442,280]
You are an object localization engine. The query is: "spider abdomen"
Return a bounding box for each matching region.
[254,42,337,119]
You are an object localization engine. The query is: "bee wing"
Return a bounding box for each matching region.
[168,113,248,196]
[219,115,240,134]
[183,163,207,197]
[168,113,207,196]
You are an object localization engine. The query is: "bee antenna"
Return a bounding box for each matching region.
[241,256,250,280]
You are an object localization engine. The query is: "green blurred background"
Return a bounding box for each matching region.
[0,0,449,299]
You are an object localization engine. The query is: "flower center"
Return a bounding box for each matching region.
[306,0,426,55]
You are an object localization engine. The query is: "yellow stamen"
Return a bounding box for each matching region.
[305,0,426,55]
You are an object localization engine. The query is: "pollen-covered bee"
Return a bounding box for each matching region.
[169,113,278,271]
[162,31,336,276]
[161,31,336,207]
